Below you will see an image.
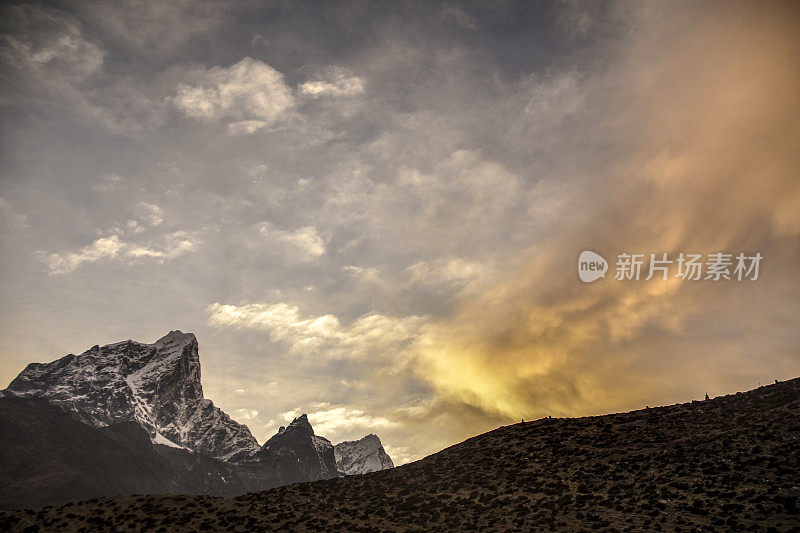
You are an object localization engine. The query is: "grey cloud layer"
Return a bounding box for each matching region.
[1,0,798,462]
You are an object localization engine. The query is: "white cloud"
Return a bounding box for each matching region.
[138,202,163,226]
[280,404,397,438]
[173,57,293,133]
[123,231,199,259]
[299,70,365,98]
[343,265,381,282]
[382,444,414,466]
[41,235,124,275]
[235,408,259,420]
[41,230,201,275]
[258,223,325,260]
[227,119,268,135]
[404,257,488,291]
[207,302,425,361]
[125,220,145,234]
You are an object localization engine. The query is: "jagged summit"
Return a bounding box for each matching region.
[274,414,314,437]
[288,414,312,431]
[257,413,339,484]
[334,433,394,475]
[1,331,259,463]
[153,330,196,350]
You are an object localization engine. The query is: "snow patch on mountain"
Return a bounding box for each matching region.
[153,431,187,449]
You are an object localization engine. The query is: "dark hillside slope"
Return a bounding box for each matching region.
[0,397,175,509]
[3,377,799,531]
[0,397,254,509]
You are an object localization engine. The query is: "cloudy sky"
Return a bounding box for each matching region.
[1,0,798,464]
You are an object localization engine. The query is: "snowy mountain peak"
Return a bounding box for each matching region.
[154,330,196,347]
[2,331,259,463]
[334,434,394,475]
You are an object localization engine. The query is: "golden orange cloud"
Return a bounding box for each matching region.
[411,0,800,422]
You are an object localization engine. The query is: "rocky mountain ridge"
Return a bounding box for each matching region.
[0,331,394,508]
[2,331,259,462]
